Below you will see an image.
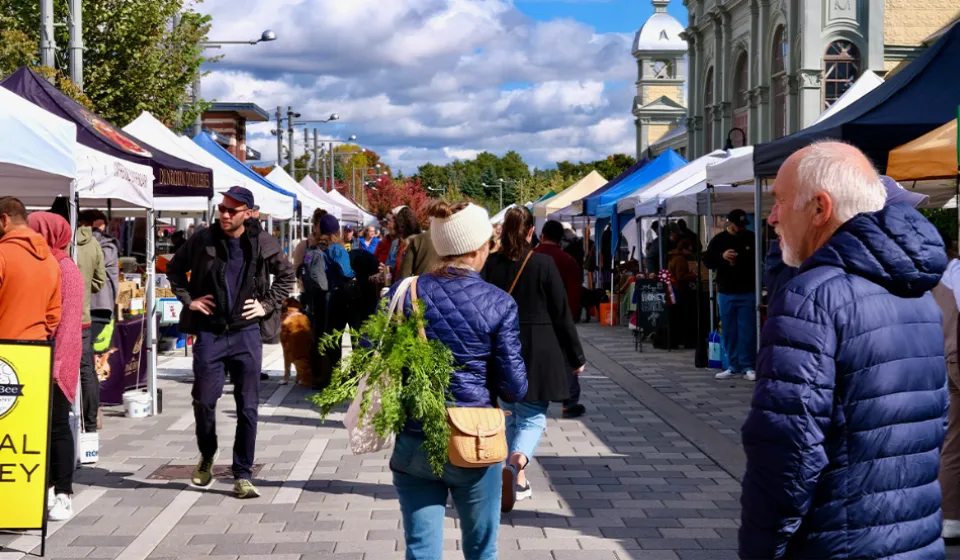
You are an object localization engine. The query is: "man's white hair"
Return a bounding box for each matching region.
[794,141,886,223]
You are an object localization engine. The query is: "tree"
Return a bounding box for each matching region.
[364,178,431,224]
[0,0,211,130]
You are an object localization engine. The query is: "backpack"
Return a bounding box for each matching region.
[298,244,330,294]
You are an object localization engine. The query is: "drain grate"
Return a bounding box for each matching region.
[147,463,264,480]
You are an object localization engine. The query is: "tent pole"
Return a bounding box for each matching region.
[705,185,715,333]
[754,177,762,353]
[146,208,158,416]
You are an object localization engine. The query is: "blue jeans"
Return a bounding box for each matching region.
[717,292,756,372]
[502,401,549,461]
[391,432,501,560]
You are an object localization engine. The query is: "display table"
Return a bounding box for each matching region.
[98,315,149,406]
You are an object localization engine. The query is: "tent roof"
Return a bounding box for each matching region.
[298,176,370,224]
[574,158,652,214]
[193,134,295,220]
[534,170,607,218]
[325,187,378,225]
[623,150,729,216]
[1,67,213,198]
[753,23,960,176]
[587,149,687,216]
[0,86,77,205]
[812,70,884,125]
[887,117,958,181]
[266,167,342,219]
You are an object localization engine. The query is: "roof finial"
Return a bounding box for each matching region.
[652,0,669,13]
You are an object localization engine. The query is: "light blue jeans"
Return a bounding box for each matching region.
[502,401,550,461]
[391,432,501,560]
[718,292,757,372]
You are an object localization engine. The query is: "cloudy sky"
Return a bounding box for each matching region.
[196,0,688,173]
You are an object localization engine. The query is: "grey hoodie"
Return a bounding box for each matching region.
[91,228,120,318]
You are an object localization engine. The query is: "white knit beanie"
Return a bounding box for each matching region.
[431,204,493,257]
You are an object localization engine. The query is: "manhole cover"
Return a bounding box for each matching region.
[147,463,264,480]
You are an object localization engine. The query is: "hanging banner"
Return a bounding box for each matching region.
[0,340,53,532]
[98,316,148,406]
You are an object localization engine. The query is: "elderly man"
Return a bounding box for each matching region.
[739,141,948,559]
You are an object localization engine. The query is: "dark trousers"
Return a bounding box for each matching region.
[191,328,263,480]
[49,385,74,495]
[563,371,581,408]
[79,327,98,432]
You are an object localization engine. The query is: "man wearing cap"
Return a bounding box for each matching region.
[704,209,756,381]
[167,186,295,499]
[342,224,361,251]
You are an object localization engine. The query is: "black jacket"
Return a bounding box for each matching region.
[482,250,585,402]
[703,228,755,294]
[167,221,294,335]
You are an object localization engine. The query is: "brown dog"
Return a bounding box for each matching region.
[280,298,313,386]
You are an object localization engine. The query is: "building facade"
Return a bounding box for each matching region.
[200,103,270,163]
[679,0,959,160]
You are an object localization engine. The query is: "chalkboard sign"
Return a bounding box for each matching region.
[634,279,667,334]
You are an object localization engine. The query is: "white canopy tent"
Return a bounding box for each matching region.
[299,175,373,224]
[621,150,729,217]
[812,70,884,125]
[325,186,378,226]
[266,167,342,219]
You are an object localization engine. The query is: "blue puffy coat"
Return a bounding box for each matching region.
[740,204,948,560]
[393,270,527,421]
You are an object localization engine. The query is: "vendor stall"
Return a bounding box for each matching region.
[265,166,341,219]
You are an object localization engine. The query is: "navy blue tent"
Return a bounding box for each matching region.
[753,22,960,176]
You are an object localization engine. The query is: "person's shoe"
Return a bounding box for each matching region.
[47,487,55,510]
[48,494,72,522]
[562,405,586,419]
[743,370,757,382]
[234,479,261,499]
[260,373,269,381]
[501,464,518,513]
[714,369,741,380]
[191,449,219,487]
[945,519,960,544]
[516,481,533,501]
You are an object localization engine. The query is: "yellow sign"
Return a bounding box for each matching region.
[0,341,52,530]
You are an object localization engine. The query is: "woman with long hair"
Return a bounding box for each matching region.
[389,200,527,560]
[359,225,379,254]
[312,214,357,388]
[481,206,585,512]
[27,212,83,521]
[391,206,422,279]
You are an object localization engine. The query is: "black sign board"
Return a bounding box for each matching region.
[634,279,667,334]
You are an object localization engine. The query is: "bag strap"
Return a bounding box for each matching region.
[409,277,428,341]
[508,251,534,295]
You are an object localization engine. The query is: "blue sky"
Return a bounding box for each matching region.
[516,0,688,34]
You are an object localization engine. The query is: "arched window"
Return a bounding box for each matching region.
[823,40,861,109]
[731,52,749,147]
[772,25,788,139]
[704,67,714,152]
[652,60,671,79]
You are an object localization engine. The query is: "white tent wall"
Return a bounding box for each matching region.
[812,71,884,125]
[326,187,378,225]
[266,167,341,219]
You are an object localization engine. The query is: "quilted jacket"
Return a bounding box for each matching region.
[394,270,527,419]
[740,204,948,560]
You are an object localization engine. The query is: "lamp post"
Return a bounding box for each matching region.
[482,179,505,211]
[194,30,276,136]
[315,135,357,192]
[724,127,747,151]
[427,185,447,198]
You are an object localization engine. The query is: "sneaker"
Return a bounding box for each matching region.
[944,519,960,541]
[234,479,261,499]
[562,404,586,419]
[47,487,55,511]
[260,373,269,381]
[191,449,219,487]
[501,464,518,513]
[714,369,741,380]
[48,494,72,522]
[516,481,533,501]
[744,370,757,382]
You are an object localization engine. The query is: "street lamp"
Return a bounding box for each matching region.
[482,178,505,211]
[193,30,277,136]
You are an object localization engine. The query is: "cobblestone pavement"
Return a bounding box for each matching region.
[1,324,957,560]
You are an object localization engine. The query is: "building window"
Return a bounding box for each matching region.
[772,25,788,139]
[704,67,714,152]
[732,53,749,147]
[652,60,671,79]
[823,40,861,109]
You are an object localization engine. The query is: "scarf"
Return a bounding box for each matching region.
[27,211,72,262]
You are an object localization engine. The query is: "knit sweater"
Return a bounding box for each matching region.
[53,255,84,403]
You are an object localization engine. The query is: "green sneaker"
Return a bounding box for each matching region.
[191,450,218,487]
[234,479,261,499]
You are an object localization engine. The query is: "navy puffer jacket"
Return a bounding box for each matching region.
[740,204,948,560]
[394,270,527,418]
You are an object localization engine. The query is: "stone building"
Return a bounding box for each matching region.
[677,0,959,160]
[199,102,270,163]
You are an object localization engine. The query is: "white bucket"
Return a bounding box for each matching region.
[78,431,99,464]
[123,391,152,418]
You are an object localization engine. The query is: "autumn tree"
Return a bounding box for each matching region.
[363,178,431,225]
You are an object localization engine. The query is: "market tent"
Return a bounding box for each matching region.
[167,135,261,212]
[571,156,653,215]
[812,71,884,125]
[533,191,556,203]
[753,22,960,176]
[193,134,296,220]
[266,167,342,219]
[327,188,378,225]
[536,170,607,219]
[300,175,377,224]
[887,117,958,181]
[2,67,212,199]
[0,86,77,204]
[621,150,728,217]
[589,149,687,218]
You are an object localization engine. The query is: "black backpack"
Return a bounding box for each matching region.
[298,244,330,294]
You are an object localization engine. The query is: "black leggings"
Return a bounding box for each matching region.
[50,385,74,495]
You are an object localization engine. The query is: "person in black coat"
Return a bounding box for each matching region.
[481,205,585,511]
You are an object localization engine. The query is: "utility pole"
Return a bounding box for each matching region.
[286,106,295,176]
[301,127,309,181]
[68,0,83,89]
[312,129,319,181]
[329,142,335,192]
[40,0,56,69]
[321,145,327,189]
[275,106,283,168]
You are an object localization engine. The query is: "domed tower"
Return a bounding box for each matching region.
[632,0,687,158]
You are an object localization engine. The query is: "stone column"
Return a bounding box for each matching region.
[798,0,823,128]
[718,8,733,141]
[683,30,700,158]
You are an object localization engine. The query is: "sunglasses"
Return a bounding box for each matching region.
[218,204,248,216]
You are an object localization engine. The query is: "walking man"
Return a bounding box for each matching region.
[167,187,294,499]
[739,142,948,559]
[704,209,756,380]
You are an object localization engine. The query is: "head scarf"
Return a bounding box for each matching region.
[28,211,72,262]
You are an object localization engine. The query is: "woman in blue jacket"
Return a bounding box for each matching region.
[389,200,527,560]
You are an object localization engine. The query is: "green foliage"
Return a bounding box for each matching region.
[310,299,454,477]
[920,208,958,248]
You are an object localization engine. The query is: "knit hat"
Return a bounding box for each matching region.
[431,204,493,257]
[319,214,340,235]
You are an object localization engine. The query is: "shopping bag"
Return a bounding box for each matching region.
[707,331,722,369]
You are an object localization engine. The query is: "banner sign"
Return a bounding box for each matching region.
[98,317,148,406]
[0,340,53,531]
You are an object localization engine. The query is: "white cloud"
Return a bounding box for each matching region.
[195,0,653,173]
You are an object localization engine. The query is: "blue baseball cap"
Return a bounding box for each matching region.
[223,186,255,209]
[880,176,928,208]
